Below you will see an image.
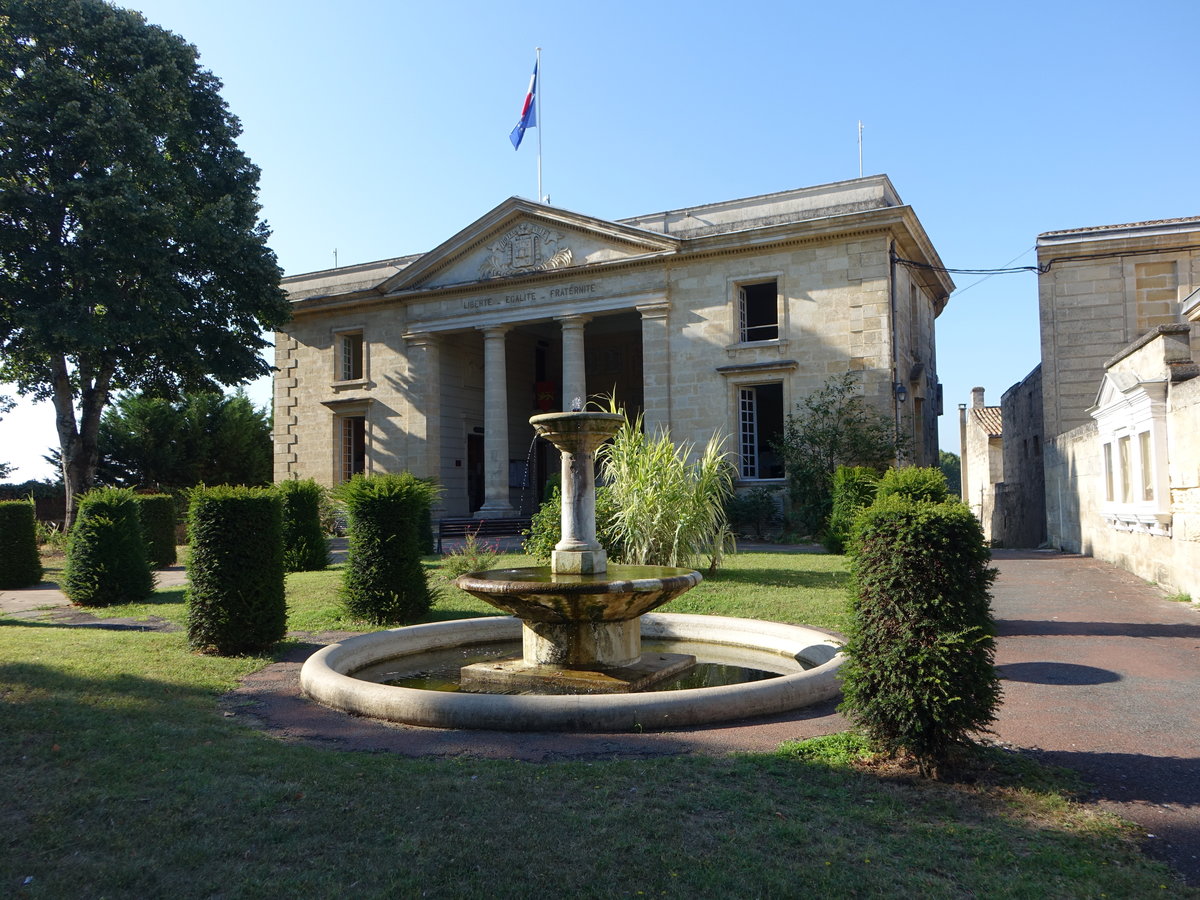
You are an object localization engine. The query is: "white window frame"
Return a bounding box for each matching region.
[332,326,368,384]
[1091,376,1169,535]
[726,273,787,350]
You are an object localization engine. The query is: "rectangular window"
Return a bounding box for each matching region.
[1118,435,1132,503]
[339,331,364,381]
[1139,430,1153,501]
[738,280,779,343]
[1103,443,1114,502]
[340,416,366,482]
[738,383,784,479]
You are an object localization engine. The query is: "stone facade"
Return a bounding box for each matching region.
[275,176,954,519]
[1036,217,1200,598]
[996,365,1046,548]
[959,387,1003,540]
[1037,218,1200,437]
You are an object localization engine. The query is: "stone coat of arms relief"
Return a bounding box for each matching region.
[479,223,573,279]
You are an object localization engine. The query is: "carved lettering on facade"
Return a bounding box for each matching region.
[479,223,573,279]
[461,282,599,311]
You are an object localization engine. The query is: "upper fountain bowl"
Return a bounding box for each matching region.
[454,565,703,624]
[529,411,624,454]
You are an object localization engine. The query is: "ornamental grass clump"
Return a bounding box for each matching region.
[134,493,177,568]
[0,500,43,589]
[596,417,735,568]
[186,485,286,655]
[276,478,330,572]
[839,495,1001,776]
[63,487,154,607]
[337,472,438,625]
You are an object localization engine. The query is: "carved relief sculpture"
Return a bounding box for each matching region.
[480,223,573,279]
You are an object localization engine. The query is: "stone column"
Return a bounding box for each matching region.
[477,324,516,518]
[402,331,441,483]
[638,302,671,434]
[555,314,591,410]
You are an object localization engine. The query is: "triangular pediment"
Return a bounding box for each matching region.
[380,198,679,293]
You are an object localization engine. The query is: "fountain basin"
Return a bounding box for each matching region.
[299,613,845,732]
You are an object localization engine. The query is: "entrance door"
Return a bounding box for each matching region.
[467,433,485,514]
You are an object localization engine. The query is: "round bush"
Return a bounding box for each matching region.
[839,495,1000,774]
[276,478,329,572]
[135,494,177,568]
[0,500,43,589]
[337,473,437,625]
[186,485,285,655]
[63,488,154,607]
[873,466,949,505]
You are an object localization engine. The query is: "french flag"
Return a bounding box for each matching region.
[509,60,538,150]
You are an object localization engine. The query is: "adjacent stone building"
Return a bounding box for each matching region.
[1012,217,1200,595]
[274,176,954,518]
[959,387,1003,540]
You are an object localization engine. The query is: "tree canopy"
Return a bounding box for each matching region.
[0,0,289,522]
[53,390,274,491]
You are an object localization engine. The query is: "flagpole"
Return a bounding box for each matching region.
[535,47,543,202]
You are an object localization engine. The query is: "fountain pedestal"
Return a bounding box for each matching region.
[455,411,701,694]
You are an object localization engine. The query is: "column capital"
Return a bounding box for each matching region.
[477,323,513,338]
[554,313,592,327]
[402,330,441,347]
[636,301,670,320]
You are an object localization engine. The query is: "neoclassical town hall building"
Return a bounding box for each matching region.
[273,175,954,518]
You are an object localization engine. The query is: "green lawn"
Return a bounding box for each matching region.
[1,550,1191,897]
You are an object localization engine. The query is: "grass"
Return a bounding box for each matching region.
[1,548,1193,897]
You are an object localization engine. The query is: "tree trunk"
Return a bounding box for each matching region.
[51,355,113,530]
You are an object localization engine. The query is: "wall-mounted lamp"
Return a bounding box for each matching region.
[894,382,909,403]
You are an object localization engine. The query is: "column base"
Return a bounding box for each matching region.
[474,502,516,519]
[551,548,607,574]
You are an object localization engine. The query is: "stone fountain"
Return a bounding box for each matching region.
[299,411,846,732]
[454,411,703,694]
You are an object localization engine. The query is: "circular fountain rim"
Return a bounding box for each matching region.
[300,613,844,733]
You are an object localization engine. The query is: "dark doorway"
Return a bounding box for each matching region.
[467,433,484,513]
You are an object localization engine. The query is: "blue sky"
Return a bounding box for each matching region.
[4,0,1198,479]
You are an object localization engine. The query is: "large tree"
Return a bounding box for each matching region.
[0,0,289,525]
[45,389,273,490]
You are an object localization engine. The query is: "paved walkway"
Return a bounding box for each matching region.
[4,549,1199,882]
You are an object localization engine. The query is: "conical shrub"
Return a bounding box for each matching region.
[64,488,154,607]
[336,473,437,625]
[186,485,285,655]
[276,478,329,572]
[0,500,43,589]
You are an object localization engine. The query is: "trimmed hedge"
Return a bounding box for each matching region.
[276,478,329,572]
[186,485,285,655]
[63,488,154,607]
[839,495,1000,775]
[874,466,950,505]
[823,466,879,554]
[135,494,177,568]
[337,473,437,625]
[0,500,43,589]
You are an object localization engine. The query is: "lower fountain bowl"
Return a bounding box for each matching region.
[300,613,844,733]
